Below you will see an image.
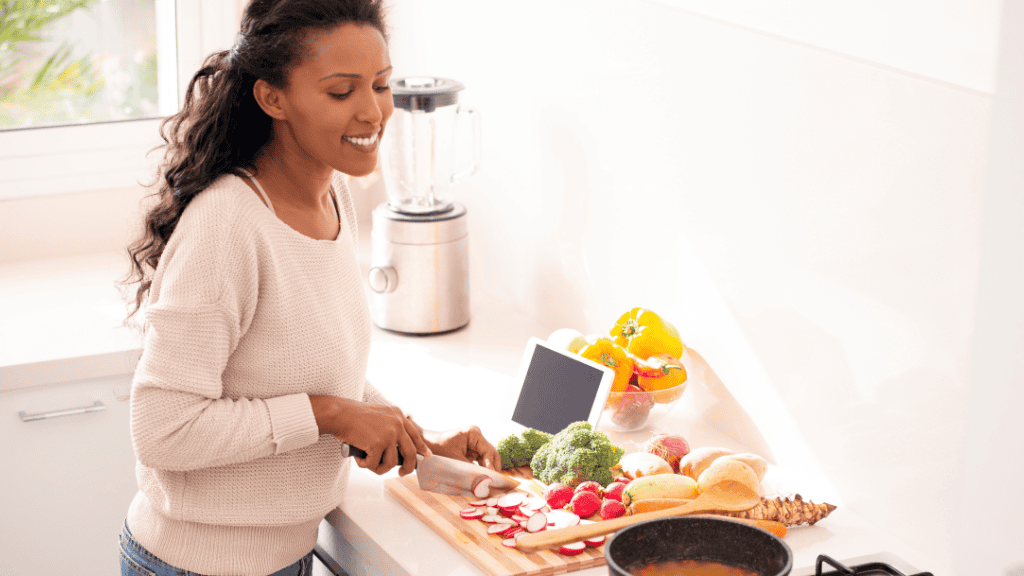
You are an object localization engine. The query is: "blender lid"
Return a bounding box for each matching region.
[391,77,464,113]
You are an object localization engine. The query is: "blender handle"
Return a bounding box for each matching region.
[450,106,481,185]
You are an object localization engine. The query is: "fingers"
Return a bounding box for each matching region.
[466,426,501,471]
[404,416,433,458]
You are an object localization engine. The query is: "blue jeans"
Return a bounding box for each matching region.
[119,521,314,576]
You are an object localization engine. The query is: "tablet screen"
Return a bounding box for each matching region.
[510,341,613,435]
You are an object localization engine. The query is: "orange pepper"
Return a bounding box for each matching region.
[634,353,688,403]
[610,308,684,360]
[578,336,634,393]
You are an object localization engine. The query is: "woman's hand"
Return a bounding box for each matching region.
[309,396,431,477]
[420,425,502,471]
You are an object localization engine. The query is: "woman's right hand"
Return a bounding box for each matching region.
[309,396,431,476]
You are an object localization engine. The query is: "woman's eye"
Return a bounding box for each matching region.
[329,91,353,100]
[374,85,390,93]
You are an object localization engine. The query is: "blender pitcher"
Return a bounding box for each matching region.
[381,77,481,214]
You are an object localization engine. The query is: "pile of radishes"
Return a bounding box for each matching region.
[457,478,630,555]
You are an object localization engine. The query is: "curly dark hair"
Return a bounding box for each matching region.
[122,0,387,323]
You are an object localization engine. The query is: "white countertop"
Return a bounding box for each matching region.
[0,251,942,575]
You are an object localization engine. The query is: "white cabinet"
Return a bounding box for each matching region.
[0,375,137,576]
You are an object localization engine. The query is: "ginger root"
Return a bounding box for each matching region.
[720,494,836,527]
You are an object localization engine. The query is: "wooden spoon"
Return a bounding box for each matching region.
[515,480,761,553]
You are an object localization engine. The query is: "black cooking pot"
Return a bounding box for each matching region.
[604,516,793,576]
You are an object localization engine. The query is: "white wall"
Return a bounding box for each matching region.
[381,0,1003,571]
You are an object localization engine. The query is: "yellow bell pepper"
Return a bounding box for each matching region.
[634,353,688,403]
[578,336,634,393]
[610,308,684,360]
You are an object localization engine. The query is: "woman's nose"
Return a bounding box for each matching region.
[356,89,385,124]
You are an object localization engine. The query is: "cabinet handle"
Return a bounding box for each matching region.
[19,400,106,422]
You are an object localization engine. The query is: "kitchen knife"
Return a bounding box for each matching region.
[341,443,520,496]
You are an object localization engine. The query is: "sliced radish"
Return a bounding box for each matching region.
[511,513,529,522]
[558,542,587,556]
[496,492,527,508]
[525,512,548,533]
[501,538,517,549]
[499,507,518,518]
[469,499,489,507]
[486,497,499,507]
[584,534,606,547]
[472,476,492,499]
[482,514,515,524]
[521,496,547,510]
[487,506,499,515]
[488,523,512,535]
[546,509,581,530]
[459,508,485,520]
[504,527,524,539]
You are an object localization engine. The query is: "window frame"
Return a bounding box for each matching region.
[0,0,240,201]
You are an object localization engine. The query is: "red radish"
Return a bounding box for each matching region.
[525,512,547,533]
[599,499,626,520]
[486,497,499,507]
[472,476,492,499]
[574,481,604,498]
[543,483,573,509]
[615,476,631,484]
[504,527,524,539]
[512,514,529,523]
[603,481,626,502]
[499,507,518,518]
[496,492,527,508]
[487,507,499,515]
[522,496,547,511]
[501,538,517,549]
[469,499,489,507]
[558,542,587,556]
[584,534,606,547]
[565,491,601,518]
[459,508,485,520]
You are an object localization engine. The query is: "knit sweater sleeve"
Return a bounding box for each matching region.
[130,189,319,472]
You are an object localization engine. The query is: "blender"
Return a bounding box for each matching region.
[368,77,481,334]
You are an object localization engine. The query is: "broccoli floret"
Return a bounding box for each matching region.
[529,421,624,488]
[496,428,553,470]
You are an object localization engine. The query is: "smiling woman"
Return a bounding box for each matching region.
[117,2,500,575]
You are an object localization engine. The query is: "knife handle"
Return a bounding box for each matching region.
[346,444,405,466]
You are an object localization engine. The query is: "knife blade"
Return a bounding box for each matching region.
[341,443,520,496]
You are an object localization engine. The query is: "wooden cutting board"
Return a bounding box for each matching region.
[384,468,607,576]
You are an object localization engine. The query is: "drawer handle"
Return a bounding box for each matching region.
[19,400,106,422]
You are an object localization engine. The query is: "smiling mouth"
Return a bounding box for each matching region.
[343,133,379,147]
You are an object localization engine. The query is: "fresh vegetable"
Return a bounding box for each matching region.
[574,481,604,498]
[525,511,547,532]
[459,507,485,520]
[679,446,736,480]
[496,428,553,470]
[616,451,674,479]
[599,499,626,519]
[529,421,625,488]
[722,494,835,526]
[603,481,626,502]
[716,453,768,482]
[607,384,654,429]
[621,474,699,506]
[472,476,491,498]
[634,353,688,403]
[640,433,691,473]
[610,307,684,360]
[543,482,573,509]
[697,459,760,495]
[578,336,634,393]
[547,328,589,353]
[565,490,601,517]
[584,534,606,547]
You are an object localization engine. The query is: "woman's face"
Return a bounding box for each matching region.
[272,23,394,177]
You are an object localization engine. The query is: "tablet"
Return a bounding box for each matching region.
[507,337,617,435]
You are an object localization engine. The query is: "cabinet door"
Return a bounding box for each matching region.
[0,375,137,576]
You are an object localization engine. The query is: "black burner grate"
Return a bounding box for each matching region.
[813,554,934,576]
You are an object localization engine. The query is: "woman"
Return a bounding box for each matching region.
[119,1,500,574]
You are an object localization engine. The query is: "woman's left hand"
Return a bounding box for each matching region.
[421,425,502,471]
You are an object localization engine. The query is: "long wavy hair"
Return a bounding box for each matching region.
[122,0,387,324]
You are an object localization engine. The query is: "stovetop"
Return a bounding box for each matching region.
[791,552,933,576]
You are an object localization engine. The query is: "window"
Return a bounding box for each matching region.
[0,0,240,200]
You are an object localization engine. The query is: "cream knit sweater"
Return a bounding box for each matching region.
[125,172,391,576]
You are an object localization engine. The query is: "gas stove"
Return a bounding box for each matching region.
[792,552,934,576]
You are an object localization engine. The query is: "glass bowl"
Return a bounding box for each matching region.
[598,380,687,432]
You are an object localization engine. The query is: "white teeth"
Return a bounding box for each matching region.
[344,133,378,147]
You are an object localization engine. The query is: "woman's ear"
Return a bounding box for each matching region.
[253,79,287,120]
